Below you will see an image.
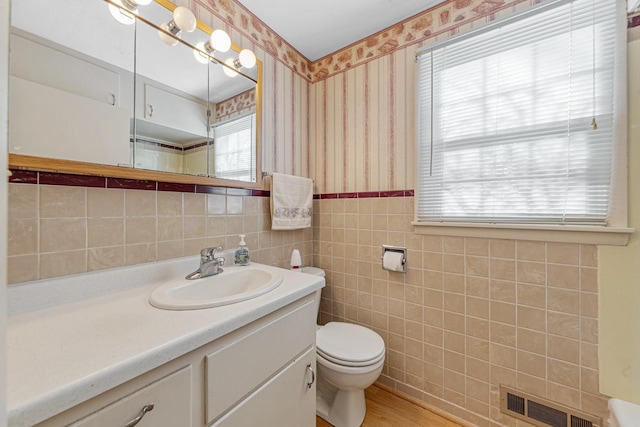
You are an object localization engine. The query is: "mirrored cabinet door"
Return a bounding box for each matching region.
[9,0,135,167]
[133,4,209,176]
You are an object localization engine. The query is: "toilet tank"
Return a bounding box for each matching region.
[301,267,325,319]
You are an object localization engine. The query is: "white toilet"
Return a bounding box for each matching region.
[302,267,386,427]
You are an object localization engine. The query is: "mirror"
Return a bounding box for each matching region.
[8,0,262,187]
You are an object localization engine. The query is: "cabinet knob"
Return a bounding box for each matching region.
[148,104,154,118]
[123,403,154,427]
[305,364,315,389]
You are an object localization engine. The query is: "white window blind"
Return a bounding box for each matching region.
[212,113,256,182]
[416,0,623,225]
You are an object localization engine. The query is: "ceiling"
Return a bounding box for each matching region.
[236,0,447,61]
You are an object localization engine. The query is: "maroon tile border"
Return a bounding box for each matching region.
[629,15,640,28]
[8,169,38,184]
[338,192,357,199]
[316,190,414,199]
[107,178,156,191]
[320,193,339,199]
[158,182,196,193]
[251,189,270,197]
[39,172,106,188]
[8,170,415,200]
[184,141,209,151]
[380,190,405,198]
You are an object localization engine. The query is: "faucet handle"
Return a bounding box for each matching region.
[200,246,223,261]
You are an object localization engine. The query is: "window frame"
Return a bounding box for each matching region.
[412,0,632,245]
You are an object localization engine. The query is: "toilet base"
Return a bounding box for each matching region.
[316,376,366,427]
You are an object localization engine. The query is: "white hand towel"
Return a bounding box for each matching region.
[270,172,313,230]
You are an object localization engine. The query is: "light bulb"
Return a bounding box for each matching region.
[238,49,256,69]
[158,22,179,46]
[108,0,135,25]
[157,7,196,45]
[210,29,231,53]
[173,6,196,33]
[223,58,238,78]
[193,42,209,64]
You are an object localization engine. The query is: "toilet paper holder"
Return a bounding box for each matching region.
[381,245,407,273]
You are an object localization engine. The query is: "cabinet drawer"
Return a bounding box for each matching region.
[212,347,316,427]
[69,366,192,427]
[205,300,316,423]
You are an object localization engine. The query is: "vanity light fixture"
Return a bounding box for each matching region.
[222,49,257,77]
[157,6,197,46]
[108,0,152,25]
[193,29,232,64]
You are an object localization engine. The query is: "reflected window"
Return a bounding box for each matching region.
[212,113,256,182]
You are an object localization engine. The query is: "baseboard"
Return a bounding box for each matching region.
[373,381,475,427]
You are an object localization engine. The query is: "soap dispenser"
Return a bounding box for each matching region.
[234,234,250,266]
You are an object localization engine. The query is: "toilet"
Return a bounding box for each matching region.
[302,267,386,427]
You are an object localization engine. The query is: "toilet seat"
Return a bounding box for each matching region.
[317,347,385,367]
[316,322,385,367]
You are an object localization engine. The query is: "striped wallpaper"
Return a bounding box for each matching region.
[311,48,416,194]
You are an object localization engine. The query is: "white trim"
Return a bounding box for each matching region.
[629,0,640,13]
[1,0,9,423]
[610,0,630,227]
[412,221,634,245]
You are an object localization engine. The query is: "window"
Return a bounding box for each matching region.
[416,0,625,232]
[212,113,256,182]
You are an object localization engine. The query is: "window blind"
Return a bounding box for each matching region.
[416,0,622,225]
[212,113,256,182]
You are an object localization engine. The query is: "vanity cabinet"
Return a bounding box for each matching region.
[34,295,317,427]
[69,367,192,427]
[213,347,316,426]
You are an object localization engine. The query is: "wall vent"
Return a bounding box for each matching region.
[500,385,601,427]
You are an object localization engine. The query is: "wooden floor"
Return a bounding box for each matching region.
[316,385,461,427]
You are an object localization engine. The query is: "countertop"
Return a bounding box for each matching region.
[7,257,324,427]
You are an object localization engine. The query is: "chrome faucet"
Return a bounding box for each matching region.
[186,246,225,280]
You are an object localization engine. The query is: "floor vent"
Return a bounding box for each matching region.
[500,385,601,427]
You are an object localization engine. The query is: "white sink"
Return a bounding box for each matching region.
[149,265,284,310]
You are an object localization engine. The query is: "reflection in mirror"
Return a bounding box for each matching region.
[133,3,209,175]
[8,0,262,186]
[129,0,258,179]
[8,0,135,166]
[209,85,257,182]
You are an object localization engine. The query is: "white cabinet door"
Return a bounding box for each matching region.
[144,84,208,137]
[205,301,316,423]
[9,76,131,166]
[69,366,192,427]
[212,347,316,427]
[10,34,123,107]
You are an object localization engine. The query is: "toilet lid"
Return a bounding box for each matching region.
[316,322,385,365]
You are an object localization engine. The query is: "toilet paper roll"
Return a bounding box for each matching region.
[382,251,404,272]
